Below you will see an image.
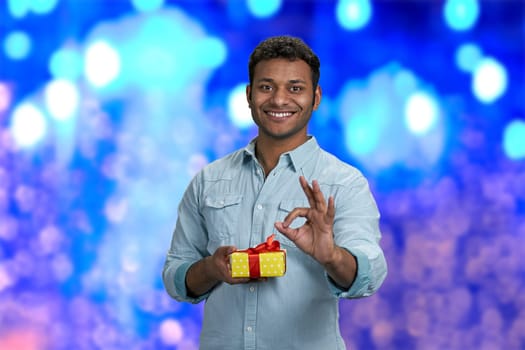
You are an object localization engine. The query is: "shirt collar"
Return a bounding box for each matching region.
[243,136,320,173]
[244,138,257,159]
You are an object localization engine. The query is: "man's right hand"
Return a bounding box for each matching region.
[206,246,252,285]
[185,246,251,298]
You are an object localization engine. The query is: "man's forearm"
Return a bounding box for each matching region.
[323,247,358,290]
[185,257,219,297]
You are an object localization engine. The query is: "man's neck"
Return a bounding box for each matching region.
[255,134,308,176]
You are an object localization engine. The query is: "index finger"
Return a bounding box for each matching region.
[282,207,310,227]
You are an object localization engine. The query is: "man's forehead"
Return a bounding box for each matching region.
[253,59,312,81]
[255,57,309,68]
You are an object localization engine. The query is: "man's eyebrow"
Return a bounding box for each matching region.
[255,78,307,84]
[289,79,307,84]
[255,78,275,83]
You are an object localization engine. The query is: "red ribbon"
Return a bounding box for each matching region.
[238,234,281,278]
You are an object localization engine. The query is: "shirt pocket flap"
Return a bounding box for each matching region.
[204,194,243,209]
[278,199,306,212]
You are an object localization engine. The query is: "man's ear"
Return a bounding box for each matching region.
[246,84,252,108]
[313,85,322,110]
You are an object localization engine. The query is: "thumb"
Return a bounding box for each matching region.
[214,245,238,258]
[224,245,238,255]
[274,221,287,232]
[226,246,238,255]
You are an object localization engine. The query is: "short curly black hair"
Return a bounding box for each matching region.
[248,35,321,90]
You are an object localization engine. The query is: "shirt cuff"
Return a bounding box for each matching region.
[174,261,210,304]
[326,247,371,298]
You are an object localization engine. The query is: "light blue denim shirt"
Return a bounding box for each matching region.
[163,137,387,350]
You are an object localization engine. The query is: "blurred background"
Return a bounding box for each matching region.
[0,0,524,349]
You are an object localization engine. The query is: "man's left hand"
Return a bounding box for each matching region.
[274,176,337,266]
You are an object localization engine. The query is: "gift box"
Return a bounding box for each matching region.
[230,234,286,278]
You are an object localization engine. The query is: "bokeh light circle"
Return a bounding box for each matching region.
[84,40,121,88]
[10,103,47,147]
[472,57,508,103]
[503,119,525,160]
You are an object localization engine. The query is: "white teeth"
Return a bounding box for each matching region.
[268,112,293,118]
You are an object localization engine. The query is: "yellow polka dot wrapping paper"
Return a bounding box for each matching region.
[230,234,286,278]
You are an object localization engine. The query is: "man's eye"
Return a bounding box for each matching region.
[290,86,302,92]
[260,85,272,91]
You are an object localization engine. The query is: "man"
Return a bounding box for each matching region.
[163,35,387,349]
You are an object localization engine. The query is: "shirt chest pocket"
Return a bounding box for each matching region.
[203,194,243,250]
[275,199,308,249]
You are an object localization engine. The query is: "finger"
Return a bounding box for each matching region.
[274,221,298,242]
[231,277,266,284]
[327,196,335,220]
[228,277,252,284]
[311,180,327,211]
[212,246,236,271]
[275,220,297,234]
[224,256,253,284]
[218,245,238,256]
[281,207,310,227]
[299,176,316,208]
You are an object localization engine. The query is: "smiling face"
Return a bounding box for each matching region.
[246,58,321,148]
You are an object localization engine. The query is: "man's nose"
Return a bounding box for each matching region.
[271,88,289,105]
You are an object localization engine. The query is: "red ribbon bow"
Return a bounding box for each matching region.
[238,234,281,278]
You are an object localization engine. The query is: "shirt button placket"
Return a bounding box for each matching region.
[246,163,262,349]
[244,284,257,350]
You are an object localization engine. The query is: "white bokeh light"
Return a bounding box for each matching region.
[10,103,47,147]
[228,83,252,129]
[84,40,121,88]
[472,57,508,103]
[404,92,439,135]
[44,79,80,121]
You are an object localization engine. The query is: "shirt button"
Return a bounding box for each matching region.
[257,204,263,210]
[249,286,255,292]
[246,326,253,332]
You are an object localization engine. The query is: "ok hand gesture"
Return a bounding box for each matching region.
[274,176,337,266]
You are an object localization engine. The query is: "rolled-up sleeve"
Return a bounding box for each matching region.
[162,174,211,303]
[327,173,387,298]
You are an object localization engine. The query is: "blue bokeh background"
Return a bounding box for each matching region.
[1,0,524,349]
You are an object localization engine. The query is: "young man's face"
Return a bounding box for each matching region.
[246,58,321,145]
